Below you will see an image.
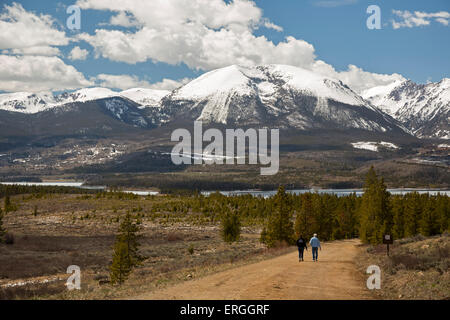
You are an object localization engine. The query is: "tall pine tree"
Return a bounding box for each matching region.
[359,166,392,244]
[110,212,145,285]
[294,193,315,239]
[261,186,295,247]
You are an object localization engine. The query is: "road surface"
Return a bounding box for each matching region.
[136,239,373,300]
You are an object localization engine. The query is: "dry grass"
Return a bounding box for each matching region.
[357,233,450,300]
[0,193,292,300]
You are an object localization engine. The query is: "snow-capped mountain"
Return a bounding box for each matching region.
[120,88,170,108]
[157,64,403,133]
[0,91,59,114]
[1,64,434,137]
[0,87,169,114]
[362,79,449,139]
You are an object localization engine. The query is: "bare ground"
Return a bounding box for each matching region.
[135,239,373,300]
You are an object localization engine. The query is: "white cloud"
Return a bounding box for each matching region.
[75,0,289,69]
[435,18,449,26]
[392,10,450,29]
[0,55,92,92]
[335,65,406,93]
[0,1,407,94]
[68,46,89,60]
[9,46,62,56]
[94,74,152,90]
[108,11,140,27]
[75,0,402,93]
[0,3,69,55]
[94,74,190,90]
[148,78,191,90]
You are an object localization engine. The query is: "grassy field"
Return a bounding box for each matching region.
[357,234,450,300]
[0,193,292,299]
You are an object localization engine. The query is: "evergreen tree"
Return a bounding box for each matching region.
[110,213,145,285]
[392,196,405,239]
[359,166,392,244]
[294,193,315,239]
[261,186,295,247]
[221,208,241,243]
[419,196,440,236]
[436,194,449,233]
[404,192,422,237]
[110,240,131,285]
[4,195,11,213]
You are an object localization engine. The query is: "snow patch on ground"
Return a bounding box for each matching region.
[351,141,399,152]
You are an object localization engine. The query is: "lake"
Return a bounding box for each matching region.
[1,182,448,197]
[201,188,450,197]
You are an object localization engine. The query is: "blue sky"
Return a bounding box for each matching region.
[0,0,449,93]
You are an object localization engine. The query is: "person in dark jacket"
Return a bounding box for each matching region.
[296,235,308,262]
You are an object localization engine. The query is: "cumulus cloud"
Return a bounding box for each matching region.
[108,11,140,27]
[9,46,62,57]
[0,3,69,54]
[148,77,191,90]
[75,0,402,93]
[0,55,92,92]
[0,1,407,94]
[392,10,450,29]
[94,74,190,90]
[94,74,152,90]
[68,46,89,60]
[335,65,406,93]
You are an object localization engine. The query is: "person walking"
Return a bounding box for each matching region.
[309,233,321,262]
[296,235,307,262]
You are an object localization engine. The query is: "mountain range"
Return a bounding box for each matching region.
[0,64,448,140]
[362,79,449,139]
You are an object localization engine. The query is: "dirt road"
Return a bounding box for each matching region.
[136,239,372,300]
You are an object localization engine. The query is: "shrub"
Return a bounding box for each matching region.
[188,244,194,255]
[221,211,241,243]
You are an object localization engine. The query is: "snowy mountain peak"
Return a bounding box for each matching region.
[172,64,367,108]
[0,91,59,113]
[0,87,169,114]
[58,87,117,103]
[120,88,170,108]
[363,79,449,139]
[158,64,403,133]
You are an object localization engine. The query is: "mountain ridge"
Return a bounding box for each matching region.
[0,64,448,139]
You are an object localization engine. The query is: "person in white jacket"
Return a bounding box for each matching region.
[309,233,321,262]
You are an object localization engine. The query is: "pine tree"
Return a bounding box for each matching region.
[436,194,449,233]
[261,186,295,247]
[359,166,392,244]
[4,195,11,213]
[110,240,131,285]
[392,196,405,239]
[404,192,422,237]
[294,193,315,239]
[221,208,241,243]
[110,213,145,285]
[419,196,440,236]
